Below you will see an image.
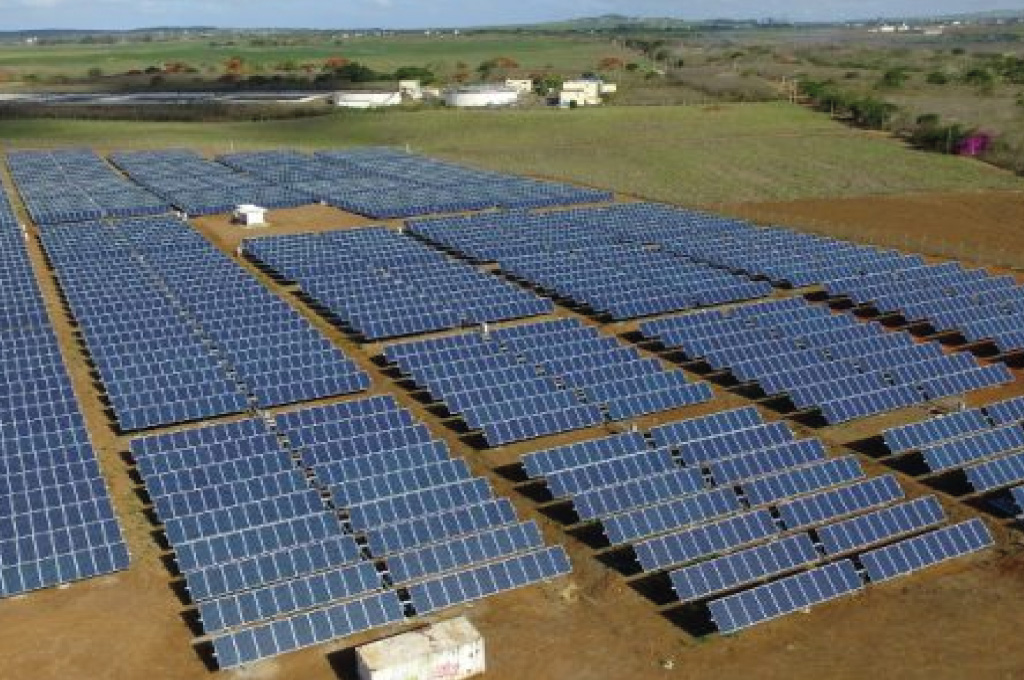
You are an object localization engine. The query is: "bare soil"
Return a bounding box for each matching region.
[3,195,1024,680]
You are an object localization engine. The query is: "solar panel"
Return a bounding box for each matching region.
[407,546,571,615]
[521,432,649,478]
[708,439,827,486]
[387,521,545,584]
[633,509,780,572]
[649,406,764,448]
[184,535,363,602]
[986,396,1024,426]
[708,560,863,634]
[571,468,706,521]
[544,448,677,498]
[741,456,865,507]
[921,425,1024,473]
[860,519,993,583]
[674,422,796,466]
[776,476,905,531]
[211,591,405,669]
[670,533,819,603]
[882,409,991,454]
[817,496,946,556]
[601,488,743,545]
[199,561,383,633]
[964,450,1024,493]
[365,499,519,557]
[1011,486,1024,514]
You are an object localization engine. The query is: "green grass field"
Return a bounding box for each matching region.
[2,103,1020,204]
[0,34,626,78]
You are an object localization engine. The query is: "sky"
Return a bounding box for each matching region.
[2,0,1024,30]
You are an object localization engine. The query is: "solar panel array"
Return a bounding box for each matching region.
[408,202,921,290]
[882,396,1024,496]
[385,318,713,446]
[6,149,170,225]
[0,186,129,597]
[825,261,1024,355]
[216,148,612,218]
[520,405,993,633]
[131,395,570,669]
[108,149,311,216]
[39,216,369,431]
[242,226,554,340]
[408,209,773,320]
[640,297,1011,424]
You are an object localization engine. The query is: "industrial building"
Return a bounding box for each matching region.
[444,84,520,108]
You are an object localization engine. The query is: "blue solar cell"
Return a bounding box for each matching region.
[882,409,992,454]
[670,533,819,603]
[572,468,706,521]
[860,519,993,583]
[708,560,863,634]
[521,432,649,478]
[817,496,946,555]
[633,509,780,572]
[964,450,1024,493]
[211,591,405,669]
[986,396,1024,426]
[741,456,865,507]
[407,546,571,615]
[602,488,742,545]
[921,424,1024,473]
[776,476,905,530]
[387,521,544,584]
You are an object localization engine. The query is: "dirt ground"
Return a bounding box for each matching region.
[714,190,1024,271]
[4,197,1024,680]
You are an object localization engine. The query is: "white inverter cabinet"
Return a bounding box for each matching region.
[356,617,485,680]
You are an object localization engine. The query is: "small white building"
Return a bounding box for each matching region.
[559,77,616,107]
[232,204,267,227]
[332,90,402,109]
[505,78,534,93]
[444,85,519,108]
[398,79,423,100]
[357,618,485,680]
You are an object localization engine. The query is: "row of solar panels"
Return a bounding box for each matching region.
[6,149,171,225]
[825,260,1024,356]
[129,394,570,669]
[520,404,993,633]
[219,148,613,218]
[384,317,713,447]
[0,193,129,598]
[108,149,312,216]
[406,202,922,301]
[409,210,774,320]
[242,226,555,340]
[39,216,369,432]
[882,396,1024,501]
[640,297,1011,425]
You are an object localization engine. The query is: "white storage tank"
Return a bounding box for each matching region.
[356,617,485,680]
[444,85,519,108]
[332,90,402,109]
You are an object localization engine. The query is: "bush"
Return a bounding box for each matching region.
[926,71,949,85]
[879,68,909,88]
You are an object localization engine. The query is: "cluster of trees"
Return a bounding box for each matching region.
[799,79,897,129]
[800,78,988,159]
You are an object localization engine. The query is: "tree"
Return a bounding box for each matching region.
[961,68,994,87]
[224,56,246,76]
[879,68,909,88]
[323,56,350,71]
[394,66,436,83]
